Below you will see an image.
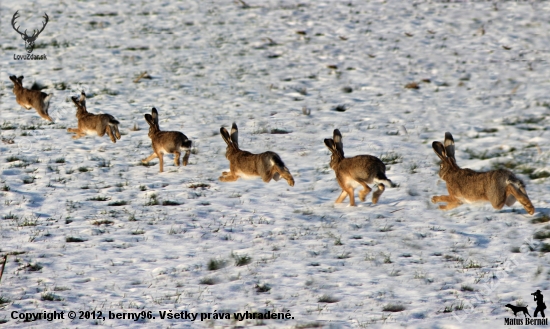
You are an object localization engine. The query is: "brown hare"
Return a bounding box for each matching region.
[432,132,535,215]
[219,123,294,186]
[9,75,53,122]
[142,108,192,173]
[324,129,394,206]
[67,91,121,143]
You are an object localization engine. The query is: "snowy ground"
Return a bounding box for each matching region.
[1,0,550,328]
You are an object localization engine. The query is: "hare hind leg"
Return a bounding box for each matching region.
[105,125,117,143]
[372,184,385,204]
[275,167,295,187]
[111,124,121,140]
[182,150,190,166]
[357,180,372,202]
[505,184,535,215]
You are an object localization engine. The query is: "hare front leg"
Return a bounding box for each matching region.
[335,190,348,203]
[174,151,181,166]
[142,152,160,171]
[431,195,461,210]
[67,128,85,139]
[219,171,239,182]
[220,165,239,182]
[336,183,356,206]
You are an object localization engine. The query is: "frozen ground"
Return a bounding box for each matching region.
[1,0,550,328]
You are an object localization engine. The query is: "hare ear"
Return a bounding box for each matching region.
[230,123,238,149]
[9,75,18,84]
[18,76,24,83]
[220,127,232,146]
[144,114,155,127]
[151,108,159,127]
[324,139,337,153]
[444,132,455,160]
[333,129,344,155]
[432,141,447,160]
[79,91,86,107]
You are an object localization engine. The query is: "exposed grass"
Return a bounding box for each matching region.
[233,253,252,266]
[1,122,16,130]
[270,128,291,134]
[255,283,271,293]
[444,254,463,262]
[92,220,114,226]
[463,260,482,269]
[188,183,210,189]
[66,237,86,243]
[108,200,129,206]
[6,155,20,162]
[3,212,18,220]
[461,285,474,292]
[540,243,550,253]
[465,148,510,160]
[532,214,550,224]
[25,263,43,271]
[383,304,406,312]
[207,259,226,271]
[87,196,111,201]
[0,295,10,305]
[78,167,90,173]
[22,176,36,184]
[529,171,550,180]
[332,104,347,112]
[199,277,218,285]
[41,292,63,301]
[533,230,550,240]
[380,152,402,165]
[318,294,339,303]
[145,194,159,206]
[162,200,181,206]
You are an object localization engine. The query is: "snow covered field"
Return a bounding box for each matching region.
[1,0,550,327]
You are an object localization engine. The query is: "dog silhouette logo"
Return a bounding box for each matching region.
[504,290,547,325]
[11,10,49,53]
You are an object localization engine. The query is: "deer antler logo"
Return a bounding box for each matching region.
[11,10,49,54]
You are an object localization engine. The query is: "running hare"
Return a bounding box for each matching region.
[142,108,192,173]
[67,91,121,143]
[219,123,294,186]
[324,129,394,206]
[9,75,53,122]
[432,132,535,215]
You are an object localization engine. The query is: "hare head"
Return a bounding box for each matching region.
[324,129,345,170]
[220,123,240,159]
[144,108,161,139]
[432,132,458,180]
